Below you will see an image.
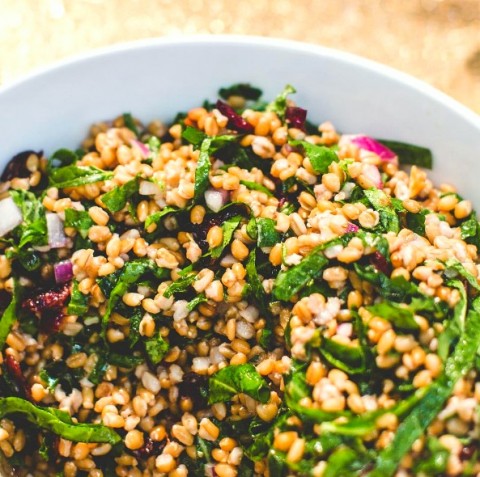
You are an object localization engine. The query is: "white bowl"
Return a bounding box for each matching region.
[1,36,479,202]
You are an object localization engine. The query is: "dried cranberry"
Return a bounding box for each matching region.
[285,106,307,131]
[1,150,41,182]
[215,100,254,133]
[460,443,476,460]
[5,355,32,400]
[39,310,63,334]
[178,372,208,409]
[131,436,166,459]
[370,251,391,276]
[23,282,71,314]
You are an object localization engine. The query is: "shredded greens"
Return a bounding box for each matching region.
[0,397,121,444]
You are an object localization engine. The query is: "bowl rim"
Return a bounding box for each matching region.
[1,34,479,128]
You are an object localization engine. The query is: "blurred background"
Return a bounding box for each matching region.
[1,0,479,112]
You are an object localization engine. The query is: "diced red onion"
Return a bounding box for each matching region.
[344,135,398,163]
[139,180,161,195]
[130,139,150,158]
[285,106,307,130]
[346,222,359,233]
[204,188,229,213]
[46,213,68,248]
[54,260,73,284]
[215,100,254,133]
[362,164,383,189]
[0,196,23,238]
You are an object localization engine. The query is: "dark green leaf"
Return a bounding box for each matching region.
[219,83,263,101]
[366,301,419,331]
[259,329,274,350]
[101,259,166,333]
[145,333,169,365]
[376,139,433,169]
[147,136,161,158]
[67,280,89,316]
[194,138,212,201]
[320,388,424,437]
[240,180,274,197]
[290,140,339,174]
[107,352,144,368]
[267,84,296,118]
[48,148,79,170]
[256,218,281,248]
[64,208,94,239]
[128,308,142,348]
[444,259,480,291]
[102,177,140,213]
[273,235,355,301]
[187,294,208,312]
[438,279,466,360]
[245,250,269,315]
[208,363,270,404]
[10,189,48,249]
[144,206,180,229]
[122,113,139,136]
[182,126,207,148]
[39,369,58,392]
[318,336,367,375]
[209,215,243,259]
[406,209,429,236]
[354,264,418,302]
[364,189,400,233]
[88,352,109,385]
[273,248,328,301]
[0,397,121,444]
[163,273,196,298]
[49,166,113,189]
[324,447,372,477]
[0,284,18,350]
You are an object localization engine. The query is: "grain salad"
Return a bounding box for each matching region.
[0,83,478,476]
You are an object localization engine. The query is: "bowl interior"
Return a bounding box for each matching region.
[1,37,479,203]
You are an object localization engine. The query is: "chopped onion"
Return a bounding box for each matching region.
[46,213,68,248]
[139,180,161,195]
[54,260,73,284]
[344,134,398,163]
[205,188,229,212]
[0,196,23,238]
[130,139,150,158]
[362,164,383,189]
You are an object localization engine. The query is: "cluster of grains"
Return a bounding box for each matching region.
[0,90,479,477]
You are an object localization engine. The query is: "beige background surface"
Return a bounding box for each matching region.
[1,0,479,112]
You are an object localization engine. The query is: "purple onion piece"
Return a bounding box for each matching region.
[349,135,397,162]
[215,100,254,133]
[346,222,359,233]
[285,106,307,130]
[130,139,150,159]
[54,260,74,284]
